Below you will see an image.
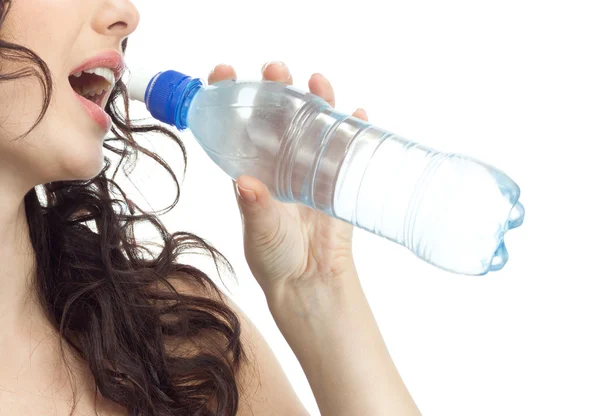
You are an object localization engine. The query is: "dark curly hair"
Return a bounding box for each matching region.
[0,1,247,415]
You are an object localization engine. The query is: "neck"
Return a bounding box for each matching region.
[0,178,37,331]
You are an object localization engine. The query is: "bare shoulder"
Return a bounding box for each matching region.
[164,274,310,416]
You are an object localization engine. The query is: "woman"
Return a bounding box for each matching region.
[0,0,421,414]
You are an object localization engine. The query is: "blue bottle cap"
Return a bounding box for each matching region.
[129,68,205,129]
[145,70,195,128]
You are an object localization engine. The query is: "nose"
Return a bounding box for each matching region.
[92,0,140,41]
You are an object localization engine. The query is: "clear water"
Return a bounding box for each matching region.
[183,80,524,275]
[333,132,525,275]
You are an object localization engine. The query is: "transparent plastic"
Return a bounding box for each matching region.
[182,79,524,275]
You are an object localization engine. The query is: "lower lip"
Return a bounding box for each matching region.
[72,89,112,132]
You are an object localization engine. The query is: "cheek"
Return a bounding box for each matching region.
[50,86,107,181]
[0,87,106,185]
[0,0,104,184]
[0,77,45,141]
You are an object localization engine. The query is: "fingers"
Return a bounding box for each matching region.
[233,175,272,206]
[208,61,336,111]
[308,73,336,108]
[208,64,237,85]
[352,108,368,121]
[223,60,367,214]
[232,179,243,216]
[233,175,273,219]
[262,61,294,85]
[208,61,295,86]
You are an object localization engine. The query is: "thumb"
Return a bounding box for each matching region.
[233,175,281,243]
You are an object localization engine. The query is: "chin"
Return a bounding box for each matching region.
[60,143,106,181]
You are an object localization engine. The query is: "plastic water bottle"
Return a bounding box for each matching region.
[128,69,524,276]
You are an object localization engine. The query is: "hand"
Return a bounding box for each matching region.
[207,62,369,298]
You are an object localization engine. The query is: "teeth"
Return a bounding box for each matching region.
[82,67,116,86]
[80,81,110,97]
[71,66,115,105]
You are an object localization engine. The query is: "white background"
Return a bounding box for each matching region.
[123,1,600,415]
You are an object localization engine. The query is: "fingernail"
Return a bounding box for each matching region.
[262,61,285,74]
[237,184,257,202]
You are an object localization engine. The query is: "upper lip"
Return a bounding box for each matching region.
[69,50,125,83]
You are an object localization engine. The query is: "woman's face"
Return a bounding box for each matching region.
[0,0,139,188]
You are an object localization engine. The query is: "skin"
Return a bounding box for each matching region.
[0,0,421,414]
[213,65,422,416]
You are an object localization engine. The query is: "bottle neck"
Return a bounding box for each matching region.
[174,79,203,130]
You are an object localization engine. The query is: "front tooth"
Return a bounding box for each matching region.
[105,68,115,85]
[83,68,104,80]
[98,68,115,85]
[83,67,115,86]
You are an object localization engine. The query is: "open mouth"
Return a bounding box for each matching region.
[68,67,115,107]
